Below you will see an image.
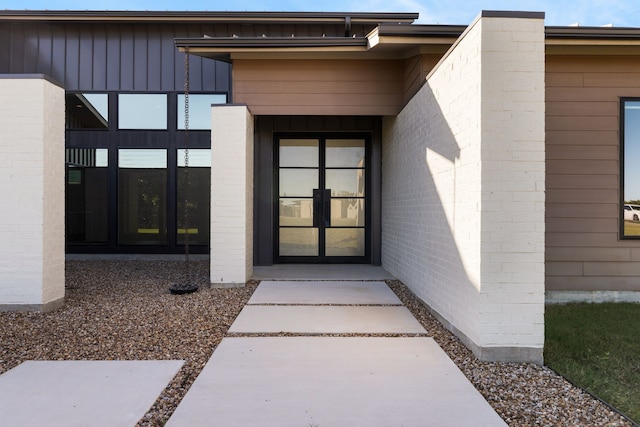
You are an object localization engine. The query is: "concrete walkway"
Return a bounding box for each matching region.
[167,281,507,426]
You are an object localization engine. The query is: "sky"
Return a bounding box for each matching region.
[2,0,640,27]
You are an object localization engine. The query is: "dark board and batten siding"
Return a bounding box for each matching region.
[0,22,231,92]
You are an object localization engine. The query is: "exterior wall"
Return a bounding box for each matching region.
[0,76,65,311]
[210,105,253,285]
[0,22,230,92]
[402,54,443,105]
[546,55,640,301]
[233,59,403,116]
[382,14,545,363]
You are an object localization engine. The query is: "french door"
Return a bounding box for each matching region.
[275,134,370,263]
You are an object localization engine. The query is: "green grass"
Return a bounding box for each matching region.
[624,220,640,236]
[545,303,640,423]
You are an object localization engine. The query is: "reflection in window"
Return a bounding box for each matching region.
[118,149,167,245]
[66,148,109,243]
[178,94,226,130]
[118,94,167,130]
[623,100,640,237]
[66,93,108,129]
[177,149,211,245]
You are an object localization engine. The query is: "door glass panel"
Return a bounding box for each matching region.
[280,198,314,226]
[279,228,318,256]
[325,228,365,257]
[279,139,319,167]
[326,169,363,197]
[330,199,365,227]
[279,169,318,197]
[326,139,365,168]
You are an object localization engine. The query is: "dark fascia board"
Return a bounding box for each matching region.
[480,10,545,19]
[375,23,466,38]
[547,26,640,40]
[0,10,418,24]
[175,36,368,49]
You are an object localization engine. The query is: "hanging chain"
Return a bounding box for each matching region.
[183,47,191,262]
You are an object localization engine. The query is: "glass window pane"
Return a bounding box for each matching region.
[119,149,167,168]
[178,167,210,245]
[279,228,318,256]
[624,100,640,236]
[279,139,319,167]
[326,139,365,168]
[118,94,167,130]
[330,198,364,227]
[325,228,364,257]
[279,169,318,197]
[118,149,167,245]
[178,149,211,167]
[280,198,314,226]
[178,94,226,130]
[66,93,108,129]
[326,169,364,197]
[66,149,109,244]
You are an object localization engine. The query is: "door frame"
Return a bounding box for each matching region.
[273,132,372,263]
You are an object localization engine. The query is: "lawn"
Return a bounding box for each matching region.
[545,302,640,423]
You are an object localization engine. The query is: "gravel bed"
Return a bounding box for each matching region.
[0,261,633,426]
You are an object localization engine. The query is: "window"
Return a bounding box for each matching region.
[66,148,109,243]
[177,149,211,245]
[178,94,226,130]
[66,93,108,129]
[622,99,640,237]
[118,149,168,245]
[118,94,167,130]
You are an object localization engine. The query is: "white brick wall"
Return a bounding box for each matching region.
[210,105,254,285]
[0,77,65,311]
[381,14,545,363]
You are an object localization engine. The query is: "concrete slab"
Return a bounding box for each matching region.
[228,305,427,334]
[253,264,395,280]
[167,337,506,427]
[248,280,402,305]
[0,360,184,427]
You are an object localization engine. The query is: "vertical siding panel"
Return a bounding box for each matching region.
[0,24,10,73]
[92,24,107,91]
[147,25,162,91]
[120,24,134,91]
[23,23,39,72]
[215,60,230,95]
[160,25,175,91]
[51,24,66,86]
[65,25,80,90]
[10,23,25,73]
[78,25,94,90]
[106,26,120,90]
[37,24,53,79]
[133,25,147,90]
[201,56,217,92]
[174,24,186,91]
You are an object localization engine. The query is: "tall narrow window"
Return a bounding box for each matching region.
[66,148,109,243]
[622,100,640,237]
[118,149,167,245]
[177,149,211,245]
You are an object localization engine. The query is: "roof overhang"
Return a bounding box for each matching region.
[546,26,640,55]
[175,23,465,61]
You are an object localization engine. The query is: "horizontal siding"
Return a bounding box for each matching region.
[546,55,640,292]
[233,59,403,116]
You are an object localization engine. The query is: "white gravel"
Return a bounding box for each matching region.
[0,261,632,426]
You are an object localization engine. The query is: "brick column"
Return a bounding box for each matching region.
[210,105,254,286]
[0,75,65,312]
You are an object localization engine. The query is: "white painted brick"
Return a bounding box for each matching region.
[382,15,545,360]
[0,78,65,310]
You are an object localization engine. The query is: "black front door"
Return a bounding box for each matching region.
[275,134,370,263]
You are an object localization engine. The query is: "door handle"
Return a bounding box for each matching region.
[323,189,331,227]
[313,189,320,228]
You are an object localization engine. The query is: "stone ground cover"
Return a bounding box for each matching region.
[0,261,632,426]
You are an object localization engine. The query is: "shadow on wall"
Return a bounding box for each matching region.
[382,84,484,347]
